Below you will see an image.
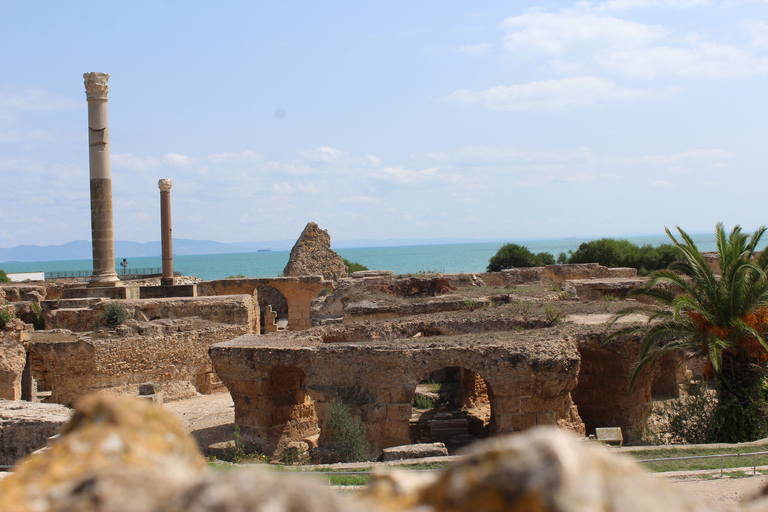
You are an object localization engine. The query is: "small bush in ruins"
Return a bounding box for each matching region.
[0,268,9,283]
[30,302,45,330]
[100,301,128,327]
[327,399,371,462]
[649,382,718,444]
[0,308,13,328]
[343,258,369,273]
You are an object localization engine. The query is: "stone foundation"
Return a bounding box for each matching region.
[209,330,583,457]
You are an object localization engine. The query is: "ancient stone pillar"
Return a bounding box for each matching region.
[84,72,120,287]
[158,179,174,286]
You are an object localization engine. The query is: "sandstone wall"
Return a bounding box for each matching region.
[0,332,27,400]
[210,333,583,457]
[28,323,247,404]
[570,332,653,443]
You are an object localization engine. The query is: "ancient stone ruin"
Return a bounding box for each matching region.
[283,222,348,281]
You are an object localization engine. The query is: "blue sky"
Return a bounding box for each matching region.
[1,1,767,247]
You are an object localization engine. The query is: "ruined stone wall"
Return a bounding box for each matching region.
[210,333,583,457]
[545,264,637,284]
[44,295,258,333]
[28,323,247,404]
[570,332,652,443]
[0,331,27,400]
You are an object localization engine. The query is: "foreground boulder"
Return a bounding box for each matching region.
[3,392,761,512]
[283,222,348,281]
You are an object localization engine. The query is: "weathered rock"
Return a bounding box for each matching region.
[0,400,71,466]
[0,333,26,400]
[283,222,348,282]
[568,277,648,301]
[0,394,207,512]
[382,442,448,461]
[363,427,724,512]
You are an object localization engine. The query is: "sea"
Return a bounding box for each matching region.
[1,233,720,281]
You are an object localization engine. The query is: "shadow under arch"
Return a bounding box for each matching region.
[409,365,495,452]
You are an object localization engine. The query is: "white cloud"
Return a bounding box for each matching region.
[744,19,768,47]
[271,181,320,194]
[300,146,344,162]
[583,0,713,11]
[500,11,664,56]
[0,87,79,113]
[164,153,197,168]
[599,42,768,78]
[499,9,768,79]
[444,76,671,110]
[456,43,492,56]
[644,148,733,164]
[207,150,263,164]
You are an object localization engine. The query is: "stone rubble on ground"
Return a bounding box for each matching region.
[6,393,768,511]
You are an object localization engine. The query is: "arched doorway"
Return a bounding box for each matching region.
[256,285,288,333]
[411,366,493,452]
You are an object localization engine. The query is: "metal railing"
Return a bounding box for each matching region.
[638,450,768,476]
[45,268,163,280]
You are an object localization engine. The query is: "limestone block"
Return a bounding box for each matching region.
[0,400,71,466]
[382,420,410,440]
[381,442,448,461]
[387,403,412,422]
[360,403,387,423]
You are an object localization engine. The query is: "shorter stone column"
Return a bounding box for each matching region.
[159,179,174,286]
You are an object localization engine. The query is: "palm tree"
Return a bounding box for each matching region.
[610,223,768,442]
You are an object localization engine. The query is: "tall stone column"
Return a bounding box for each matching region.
[159,179,175,286]
[84,72,121,287]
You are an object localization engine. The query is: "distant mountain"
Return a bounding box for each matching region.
[0,239,257,263]
[0,236,509,263]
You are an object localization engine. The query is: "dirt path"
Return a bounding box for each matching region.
[163,393,768,505]
[164,392,235,452]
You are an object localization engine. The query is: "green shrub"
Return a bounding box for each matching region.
[0,268,10,283]
[327,399,370,462]
[414,394,435,409]
[0,308,13,329]
[100,301,128,327]
[225,274,246,279]
[487,244,555,272]
[463,299,480,311]
[566,238,679,274]
[29,302,45,330]
[544,304,564,324]
[343,258,369,273]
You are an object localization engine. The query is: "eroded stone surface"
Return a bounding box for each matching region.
[283,222,348,282]
[0,400,71,466]
[210,330,584,457]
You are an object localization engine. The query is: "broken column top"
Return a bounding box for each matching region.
[83,72,110,99]
[158,179,172,191]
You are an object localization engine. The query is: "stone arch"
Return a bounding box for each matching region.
[409,365,495,451]
[256,285,288,333]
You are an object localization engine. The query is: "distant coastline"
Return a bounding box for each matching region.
[0,234,720,281]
